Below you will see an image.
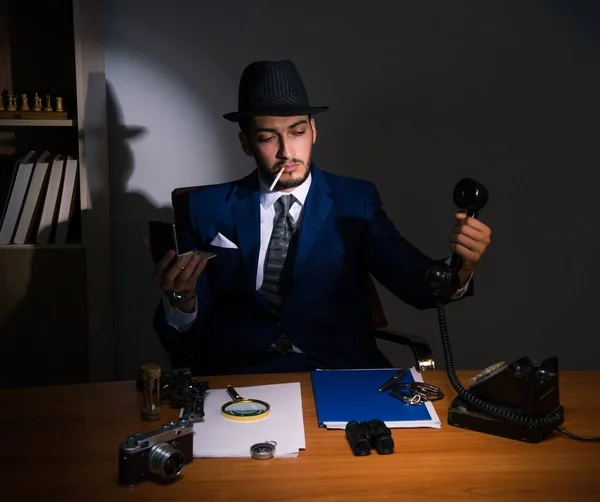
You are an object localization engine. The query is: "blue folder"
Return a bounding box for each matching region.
[310,368,440,429]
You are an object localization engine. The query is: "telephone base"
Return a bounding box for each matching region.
[447,396,562,444]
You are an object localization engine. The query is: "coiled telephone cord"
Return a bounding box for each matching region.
[436,302,600,442]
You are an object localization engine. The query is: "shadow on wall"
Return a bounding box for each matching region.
[105,80,175,378]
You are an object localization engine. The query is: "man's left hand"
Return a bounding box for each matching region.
[450,211,492,276]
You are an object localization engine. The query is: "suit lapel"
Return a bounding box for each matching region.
[232,173,261,292]
[292,167,333,276]
[230,167,333,309]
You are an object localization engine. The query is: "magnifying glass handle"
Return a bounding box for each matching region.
[226,385,243,401]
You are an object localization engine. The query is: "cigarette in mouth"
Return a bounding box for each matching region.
[269,167,285,191]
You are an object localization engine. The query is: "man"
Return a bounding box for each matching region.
[149,60,492,375]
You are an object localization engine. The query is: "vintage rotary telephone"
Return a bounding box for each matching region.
[426,178,599,443]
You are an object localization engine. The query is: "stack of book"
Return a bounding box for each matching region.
[0,150,85,245]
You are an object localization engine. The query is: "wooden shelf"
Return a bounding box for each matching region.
[0,244,84,249]
[0,119,74,126]
[0,0,113,388]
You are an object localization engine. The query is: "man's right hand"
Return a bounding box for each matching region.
[142,236,208,313]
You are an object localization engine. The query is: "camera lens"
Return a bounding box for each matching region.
[148,443,185,479]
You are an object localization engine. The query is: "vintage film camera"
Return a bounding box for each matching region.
[118,418,194,486]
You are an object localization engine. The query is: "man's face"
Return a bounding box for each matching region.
[239,115,316,192]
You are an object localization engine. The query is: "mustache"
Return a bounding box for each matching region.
[274,159,303,171]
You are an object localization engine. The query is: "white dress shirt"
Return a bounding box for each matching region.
[163,171,471,332]
[255,172,312,289]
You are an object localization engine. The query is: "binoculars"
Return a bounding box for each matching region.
[345,419,394,456]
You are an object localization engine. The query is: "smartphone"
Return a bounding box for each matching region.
[148,220,216,264]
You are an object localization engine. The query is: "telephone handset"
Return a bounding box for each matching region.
[425,178,489,299]
[427,178,599,443]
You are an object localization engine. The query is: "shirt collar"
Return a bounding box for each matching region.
[258,170,312,210]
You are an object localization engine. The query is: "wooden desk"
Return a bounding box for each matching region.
[2,370,599,501]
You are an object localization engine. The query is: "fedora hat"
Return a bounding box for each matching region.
[223,60,329,122]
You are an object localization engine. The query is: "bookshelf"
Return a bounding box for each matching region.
[0,120,75,126]
[0,0,113,389]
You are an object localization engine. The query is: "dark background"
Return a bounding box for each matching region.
[104,0,600,378]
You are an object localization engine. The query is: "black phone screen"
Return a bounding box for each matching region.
[148,220,178,264]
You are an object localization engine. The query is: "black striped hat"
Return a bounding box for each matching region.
[223,60,329,122]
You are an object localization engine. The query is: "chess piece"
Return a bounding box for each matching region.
[20,94,30,111]
[55,97,64,112]
[33,93,42,111]
[44,94,53,112]
[7,94,16,111]
[0,94,4,111]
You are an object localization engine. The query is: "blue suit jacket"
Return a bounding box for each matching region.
[154,165,460,375]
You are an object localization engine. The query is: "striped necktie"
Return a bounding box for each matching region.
[259,194,297,311]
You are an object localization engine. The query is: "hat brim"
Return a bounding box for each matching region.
[223,106,329,122]
[118,125,147,139]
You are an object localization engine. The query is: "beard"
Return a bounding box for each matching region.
[257,153,312,191]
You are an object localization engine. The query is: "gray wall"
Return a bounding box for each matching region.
[105,0,600,379]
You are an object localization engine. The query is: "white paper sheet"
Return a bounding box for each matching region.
[192,382,306,458]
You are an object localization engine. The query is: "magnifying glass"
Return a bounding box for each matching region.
[221,385,271,422]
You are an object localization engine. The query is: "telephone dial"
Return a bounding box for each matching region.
[426,178,599,443]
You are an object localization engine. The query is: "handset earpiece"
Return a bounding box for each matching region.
[426,178,489,298]
[449,178,489,271]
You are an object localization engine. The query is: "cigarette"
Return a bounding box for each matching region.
[269,167,285,191]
